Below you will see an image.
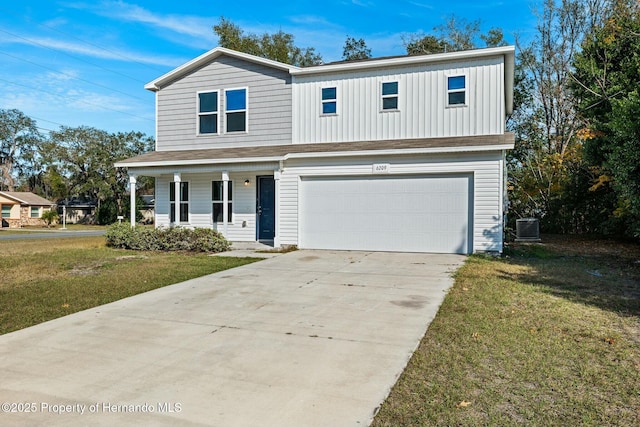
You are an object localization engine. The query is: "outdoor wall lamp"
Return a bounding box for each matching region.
[244,179,250,186]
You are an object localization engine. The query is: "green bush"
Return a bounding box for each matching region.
[105,223,231,253]
[41,210,59,227]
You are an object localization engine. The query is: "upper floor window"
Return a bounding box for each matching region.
[225,88,247,132]
[447,75,466,106]
[321,87,337,115]
[198,91,218,134]
[212,181,233,223]
[381,81,399,111]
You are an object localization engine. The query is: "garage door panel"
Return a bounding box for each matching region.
[300,175,472,254]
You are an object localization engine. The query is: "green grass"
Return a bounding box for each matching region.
[0,224,108,234]
[51,223,109,230]
[0,228,50,235]
[0,237,260,335]
[373,237,640,427]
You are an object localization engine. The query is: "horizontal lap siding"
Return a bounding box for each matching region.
[188,175,212,228]
[156,55,292,151]
[278,174,299,245]
[280,151,504,252]
[155,176,171,228]
[155,172,272,242]
[226,172,257,241]
[292,57,504,144]
[155,174,212,228]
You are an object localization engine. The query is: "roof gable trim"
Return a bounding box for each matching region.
[290,46,515,75]
[145,47,300,91]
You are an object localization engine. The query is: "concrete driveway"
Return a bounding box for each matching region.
[0,250,465,427]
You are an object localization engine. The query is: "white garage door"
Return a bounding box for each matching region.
[299,174,472,254]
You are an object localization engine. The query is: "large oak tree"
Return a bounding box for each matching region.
[0,109,41,191]
[213,17,322,66]
[45,127,153,223]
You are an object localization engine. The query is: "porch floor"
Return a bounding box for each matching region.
[213,240,280,258]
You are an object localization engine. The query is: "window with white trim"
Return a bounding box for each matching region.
[198,91,218,134]
[381,81,399,110]
[321,87,337,115]
[447,75,466,106]
[212,181,233,223]
[1,205,10,218]
[30,207,40,218]
[169,182,189,223]
[225,88,247,132]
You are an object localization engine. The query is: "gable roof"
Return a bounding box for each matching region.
[144,47,300,91]
[144,45,515,113]
[0,191,55,206]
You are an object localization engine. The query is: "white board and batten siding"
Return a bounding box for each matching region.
[292,56,505,144]
[155,55,293,151]
[278,151,505,253]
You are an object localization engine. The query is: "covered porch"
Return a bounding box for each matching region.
[124,164,282,247]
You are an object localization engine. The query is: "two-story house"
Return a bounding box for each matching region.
[116,45,515,254]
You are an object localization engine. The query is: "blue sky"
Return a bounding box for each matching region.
[0,1,536,138]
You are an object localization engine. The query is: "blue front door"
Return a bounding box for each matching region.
[257,176,275,240]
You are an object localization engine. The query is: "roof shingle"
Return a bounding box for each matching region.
[0,192,55,206]
[116,133,515,167]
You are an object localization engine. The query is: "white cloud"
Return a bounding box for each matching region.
[67,1,215,49]
[102,1,212,38]
[288,15,337,28]
[0,80,154,134]
[0,64,154,130]
[44,68,80,82]
[0,34,185,67]
[406,1,435,9]
[42,17,69,28]
[351,0,375,7]
[65,88,131,112]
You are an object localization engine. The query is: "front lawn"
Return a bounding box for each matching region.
[0,236,260,335]
[0,224,108,234]
[373,236,640,426]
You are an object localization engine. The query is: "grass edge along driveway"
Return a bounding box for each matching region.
[0,236,260,335]
[373,237,640,427]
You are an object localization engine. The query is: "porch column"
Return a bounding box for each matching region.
[273,169,281,248]
[173,173,181,226]
[222,170,229,237]
[129,174,137,228]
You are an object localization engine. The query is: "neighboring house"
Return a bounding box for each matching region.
[116,46,515,254]
[57,199,97,224]
[0,192,56,228]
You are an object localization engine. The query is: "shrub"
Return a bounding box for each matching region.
[104,223,136,248]
[41,210,59,227]
[105,223,231,253]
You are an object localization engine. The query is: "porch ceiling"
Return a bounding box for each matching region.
[115,133,514,168]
